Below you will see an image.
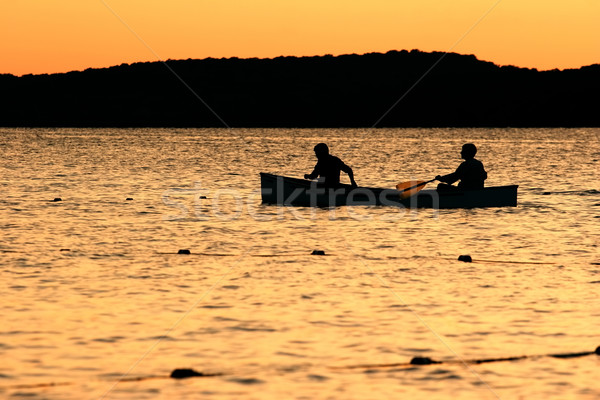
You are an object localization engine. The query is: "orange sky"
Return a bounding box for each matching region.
[1,1,599,76]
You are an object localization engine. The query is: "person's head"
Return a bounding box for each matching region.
[461,143,477,160]
[314,143,329,159]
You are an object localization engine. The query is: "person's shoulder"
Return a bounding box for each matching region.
[468,159,485,172]
[465,158,484,165]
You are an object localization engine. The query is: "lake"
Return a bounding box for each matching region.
[1,127,599,399]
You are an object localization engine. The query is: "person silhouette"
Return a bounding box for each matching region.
[435,143,487,191]
[304,143,357,187]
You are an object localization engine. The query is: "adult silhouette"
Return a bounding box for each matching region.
[304,143,357,187]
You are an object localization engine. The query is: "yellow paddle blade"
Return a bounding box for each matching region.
[396,180,428,199]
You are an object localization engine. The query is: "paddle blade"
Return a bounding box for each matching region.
[396,180,429,199]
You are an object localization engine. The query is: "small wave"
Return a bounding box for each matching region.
[227,377,264,385]
[228,325,277,332]
[309,321,364,328]
[137,335,177,341]
[201,305,232,309]
[92,336,125,343]
[275,351,307,358]
[541,189,600,196]
[307,374,330,381]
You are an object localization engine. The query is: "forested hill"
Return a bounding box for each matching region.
[1,50,599,127]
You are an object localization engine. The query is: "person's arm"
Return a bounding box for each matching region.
[304,163,320,180]
[435,172,459,185]
[436,162,464,184]
[341,163,357,187]
[435,170,459,184]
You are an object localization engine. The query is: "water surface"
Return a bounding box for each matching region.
[1,128,599,399]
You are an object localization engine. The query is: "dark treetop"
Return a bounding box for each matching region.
[1,50,599,127]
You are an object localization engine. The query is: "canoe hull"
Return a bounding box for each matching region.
[260,173,518,209]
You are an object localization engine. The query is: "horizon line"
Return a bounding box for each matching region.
[4,49,599,78]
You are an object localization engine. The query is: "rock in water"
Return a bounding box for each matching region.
[170,368,204,379]
[458,255,472,262]
[178,249,191,255]
[311,250,325,256]
[410,356,438,365]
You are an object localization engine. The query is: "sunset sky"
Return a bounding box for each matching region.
[1,1,599,76]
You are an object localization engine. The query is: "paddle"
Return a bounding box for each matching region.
[396,178,437,199]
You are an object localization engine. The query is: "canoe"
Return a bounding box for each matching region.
[260,173,518,209]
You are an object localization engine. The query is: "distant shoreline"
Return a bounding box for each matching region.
[3,50,598,79]
[1,50,599,127]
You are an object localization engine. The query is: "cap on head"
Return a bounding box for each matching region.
[461,143,477,159]
[314,143,329,157]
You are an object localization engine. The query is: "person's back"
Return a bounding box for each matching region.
[313,154,346,186]
[436,143,487,190]
[455,158,487,189]
[305,143,357,187]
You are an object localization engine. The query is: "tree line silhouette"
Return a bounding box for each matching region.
[1,50,598,127]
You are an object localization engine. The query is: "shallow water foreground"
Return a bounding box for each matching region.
[1,128,599,399]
